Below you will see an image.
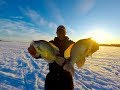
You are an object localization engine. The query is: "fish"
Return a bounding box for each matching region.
[28,40,65,66]
[63,38,99,75]
[28,38,99,75]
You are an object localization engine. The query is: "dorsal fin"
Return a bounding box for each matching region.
[49,42,59,50]
[76,58,86,68]
[49,42,59,54]
[64,43,74,59]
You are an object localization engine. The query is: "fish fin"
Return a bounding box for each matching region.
[87,52,92,57]
[49,42,59,51]
[76,58,86,68]
[44,58,54,63]
[55,56,65,66]
[90,55,92,58]
[63,63,74,76]
[64,44,74,59]
[49,42,59,54]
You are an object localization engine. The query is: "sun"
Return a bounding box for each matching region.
[87,30,112,44]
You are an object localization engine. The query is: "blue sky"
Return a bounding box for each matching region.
[0,0,120,44]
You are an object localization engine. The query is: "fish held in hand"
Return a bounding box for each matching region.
[64,38,99,75]
[28,40,65,66]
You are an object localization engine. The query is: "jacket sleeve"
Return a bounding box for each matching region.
[49,40,54,43]
[49,40,56,46]
[69,40,75,44]
[66,36,75,45]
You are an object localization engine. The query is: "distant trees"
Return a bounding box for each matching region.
[100,44,120,47]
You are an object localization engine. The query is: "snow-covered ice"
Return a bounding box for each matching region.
[0,41,120,90]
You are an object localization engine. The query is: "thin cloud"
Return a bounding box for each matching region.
[45,1,65,24]
[66,26,77,41]
[0,19,53,42]
[10,16,24,19]
[77,0,96,14]
[0,0,7,6]
[20,7,57,30]
[48,22,57,30]
[23,8,47,26]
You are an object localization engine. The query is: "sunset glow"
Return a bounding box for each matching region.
[87,30,112,44]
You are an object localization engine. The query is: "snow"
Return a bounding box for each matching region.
[0,41,120,90]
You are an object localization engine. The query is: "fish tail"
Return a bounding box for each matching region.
[63,62,74,76]
[76,58,86,68]
[55,56,65,66]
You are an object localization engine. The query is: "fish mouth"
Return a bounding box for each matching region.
[28,44,41,59]
[28,45,37,56]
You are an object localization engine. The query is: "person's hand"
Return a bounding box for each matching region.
[63,60,74,76]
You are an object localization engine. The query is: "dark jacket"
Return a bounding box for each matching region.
[48,36,74,72]
[45,36,74,90]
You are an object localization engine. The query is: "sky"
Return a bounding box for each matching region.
[0,0,120,44]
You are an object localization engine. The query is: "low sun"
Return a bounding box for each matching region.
[88,30,112,44]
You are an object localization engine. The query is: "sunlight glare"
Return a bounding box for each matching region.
[87,29,112,44]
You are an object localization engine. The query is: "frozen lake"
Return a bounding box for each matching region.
[0,41,120,90]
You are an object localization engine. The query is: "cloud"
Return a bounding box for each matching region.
[65,26,77,41]
[0,19,53,42]
[10,16,24,19]
[0,0,7,6]
[22,8,76,40]
[46,1,65,24]
[24,8,47,26]
[20,8,57,30]
[0,0,7,11]
[77,0,96,14]
[48,22,57,30]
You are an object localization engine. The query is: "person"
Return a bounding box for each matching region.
[29,25,74,90]
[44,25,74,90]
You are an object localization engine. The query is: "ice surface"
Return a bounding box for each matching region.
[0,41,120,90]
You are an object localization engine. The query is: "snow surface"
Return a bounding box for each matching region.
[0,41,120,90]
